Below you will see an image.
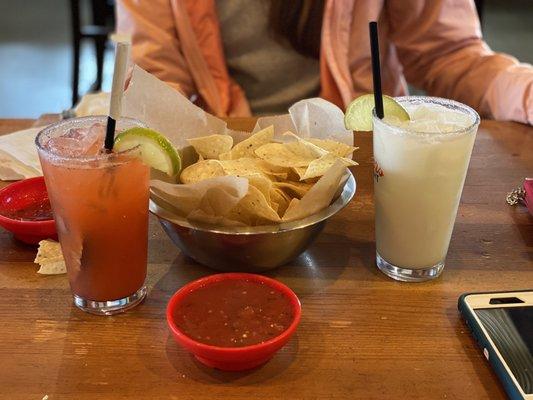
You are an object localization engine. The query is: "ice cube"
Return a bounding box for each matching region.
[45,123,105,156]
[81,123,105,155]
[62,127,88,140]
[45,136,86,157]
[410,106,439,122]
[437,110,473,128]
[405,119,444,133]
[401,105,472,134]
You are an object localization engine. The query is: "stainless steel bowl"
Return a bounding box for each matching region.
[149,172,356,272]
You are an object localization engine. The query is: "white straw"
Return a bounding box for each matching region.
[109,42,130,121]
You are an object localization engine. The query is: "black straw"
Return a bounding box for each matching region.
[104,116,116,151]
[104,42,130,151]
[369,22,384,119]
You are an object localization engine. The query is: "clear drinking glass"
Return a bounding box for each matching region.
[36,116,150,314]
[373,96,480,282]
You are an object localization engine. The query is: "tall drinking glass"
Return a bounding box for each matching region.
[36,116,150,314]
[373,97,480,282]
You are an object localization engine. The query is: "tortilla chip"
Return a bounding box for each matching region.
[283,198,300,218]
[272,181,313,198]
[253,132,332,168]
[226,185,280,225]
[292,167,307,180]
[282,134,358,180]
[34,239,63,264]
[270,187,291,216]
[34,240,66,275]
[282,131,327,157]
[187,134,233,159]
[283,160,347,222]
[245,173,273,204]
[180,159,226,184]
[255,142,317,168]
[219,158,288,181]
[308,138,358,158]
[298,153,358,181]
[219,158,262,176]
[226,125,274,159]
[37,261,67,275]
[256,161,290,180]
[218,151,230,160]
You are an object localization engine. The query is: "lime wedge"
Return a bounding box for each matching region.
[114,127,181,177]
[344,94,410,131]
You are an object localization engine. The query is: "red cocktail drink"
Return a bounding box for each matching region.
[36,116,150,315]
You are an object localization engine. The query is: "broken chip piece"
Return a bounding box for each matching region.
[34,239,66,275]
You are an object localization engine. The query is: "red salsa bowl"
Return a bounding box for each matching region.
[0,176,57,244]
[166,273,301,371]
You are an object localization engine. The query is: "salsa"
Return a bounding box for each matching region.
[173,279,294,347]
[0,198,53,221]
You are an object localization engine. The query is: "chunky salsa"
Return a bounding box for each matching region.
[173,279,294,347]
[0,198,53,221]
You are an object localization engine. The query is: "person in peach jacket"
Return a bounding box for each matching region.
[117,0,532,124]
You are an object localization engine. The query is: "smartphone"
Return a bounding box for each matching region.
[458,290,533,400]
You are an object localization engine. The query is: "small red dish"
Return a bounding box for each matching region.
[0,176,57,244]
[167,273,301,371]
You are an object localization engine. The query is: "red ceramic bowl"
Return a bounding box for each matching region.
[167,273,301,371]
[0,177,57,244]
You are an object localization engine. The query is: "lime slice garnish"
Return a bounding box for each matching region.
[114,127,181,177]
[344,94,410,131]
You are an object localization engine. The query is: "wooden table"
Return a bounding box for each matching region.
[0,118,531,400]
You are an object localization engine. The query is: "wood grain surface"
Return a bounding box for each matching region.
[0,118,531,400]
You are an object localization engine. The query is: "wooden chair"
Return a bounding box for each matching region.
[70,0,115,106]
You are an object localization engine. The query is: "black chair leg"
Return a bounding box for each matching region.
[93,36,106,91]
[91,0,108,92]
[71,0,114,103]
[72,40,80,106]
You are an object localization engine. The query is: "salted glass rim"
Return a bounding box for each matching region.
[35,115,146,164]
[372,96,480,138]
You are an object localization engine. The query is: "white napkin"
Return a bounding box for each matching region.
[0,127,42,180]
[74,92,110,117]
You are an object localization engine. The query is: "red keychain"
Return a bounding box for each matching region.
[507,178,533,216]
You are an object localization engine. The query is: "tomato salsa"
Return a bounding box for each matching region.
[172,279,294,347]
[0,198,53,221]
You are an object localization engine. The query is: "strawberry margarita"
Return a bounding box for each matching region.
[36,116,150,315]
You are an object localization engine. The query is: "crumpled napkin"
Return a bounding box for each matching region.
[74,92,110,117]
[0,127,42,180]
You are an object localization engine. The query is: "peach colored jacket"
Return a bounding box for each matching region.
[117,0,533,124]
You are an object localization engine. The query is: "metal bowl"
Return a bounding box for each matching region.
[149,172,356,272]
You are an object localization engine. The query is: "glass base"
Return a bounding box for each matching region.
[376,252,444,282]
[73,286,147,315]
